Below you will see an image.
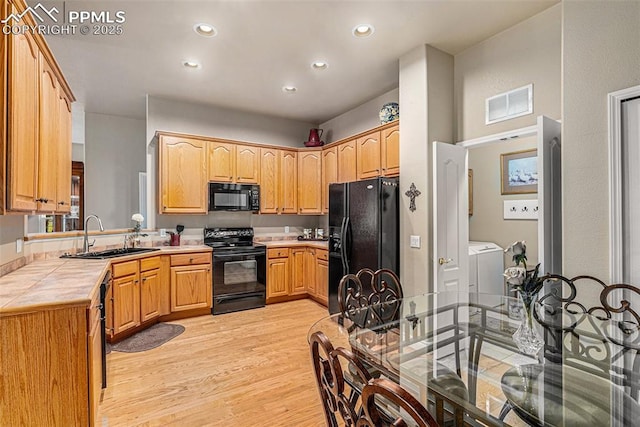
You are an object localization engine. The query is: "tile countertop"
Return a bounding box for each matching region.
[257,240,329,250]
[0,245,212,316]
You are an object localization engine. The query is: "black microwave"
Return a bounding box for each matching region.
[208,183,260,212]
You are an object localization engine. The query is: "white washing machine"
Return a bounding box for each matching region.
[469,241,505,298]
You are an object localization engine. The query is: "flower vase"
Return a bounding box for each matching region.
[512,291,544,355]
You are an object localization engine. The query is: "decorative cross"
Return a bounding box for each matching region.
[405,182,421,212]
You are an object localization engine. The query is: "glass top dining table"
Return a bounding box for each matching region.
[307,292,640,427]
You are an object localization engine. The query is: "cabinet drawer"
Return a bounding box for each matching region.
[170,252,211,267]
[316,250,328,261]
[140,256,161,272]
[268,248,289,259]
[112,260,138,278]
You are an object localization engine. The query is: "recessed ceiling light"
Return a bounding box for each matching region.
[352,24,374,37]
[311,61,328,70]
[183,61,200,68]
[194,23,217,37]
[282,86,297,93]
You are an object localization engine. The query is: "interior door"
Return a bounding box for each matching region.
[432,142,469,294]
[537,116,562,275]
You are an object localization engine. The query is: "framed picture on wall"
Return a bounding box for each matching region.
[501,149,538,194]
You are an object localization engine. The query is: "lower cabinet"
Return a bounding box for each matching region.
[88,290,103,426]
[169,252,212,312]
[267,245,328,306]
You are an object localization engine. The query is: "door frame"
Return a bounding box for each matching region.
[608,85,640,283]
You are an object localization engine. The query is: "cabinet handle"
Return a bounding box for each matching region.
[189,258,194,263]
[142,277,147,282]
[58,201,66,205]
[135,280,139,284]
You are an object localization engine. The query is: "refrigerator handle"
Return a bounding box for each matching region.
[343,216,351,272]
[340,217,348,274]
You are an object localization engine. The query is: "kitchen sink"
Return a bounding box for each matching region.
[61,247,160,259]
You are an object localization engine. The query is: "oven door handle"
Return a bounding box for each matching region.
[215,292,265,302]
[213,251,264,258]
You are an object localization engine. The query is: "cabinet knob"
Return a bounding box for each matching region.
[189,257,194,263]
[142,277,147,282]
[58,201,65,205]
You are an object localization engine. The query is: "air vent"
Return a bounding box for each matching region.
[486,84,533,125]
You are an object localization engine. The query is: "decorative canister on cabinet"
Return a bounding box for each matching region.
[379,102,399,124]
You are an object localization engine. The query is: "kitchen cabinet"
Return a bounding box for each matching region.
[170,252,212,312]
[337,140,357,183]
[208,141,261,184]
[259,148,279,214]
[110,256,162,338]
[305,248,317,296]
[158,134,208,214]
[381,123,399,177]
[279,149,298,214]
[315,249,329,305]
[1,0,74,215]
[236,144,261,183]
[290,248,308,295]
[356,130,381,180]
[321,146,337,213]
[267,247,290,301]
[88,291,103,425]
[297,150,322,214]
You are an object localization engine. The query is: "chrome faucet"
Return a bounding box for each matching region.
[83,214,104,253]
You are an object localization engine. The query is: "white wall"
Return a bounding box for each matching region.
[319,88,399,144]
[562,0,640,280]
[454,4,561,141]
[85,113,146,230]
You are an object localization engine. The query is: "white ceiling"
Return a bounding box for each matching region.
[39,0,558,124]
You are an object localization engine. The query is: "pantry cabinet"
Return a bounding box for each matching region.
[158,134,208,214]
[2,0,74,215]
[297,150,322,214]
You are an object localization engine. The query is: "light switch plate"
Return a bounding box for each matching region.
[504,200,538,220]
[410,235,421,248]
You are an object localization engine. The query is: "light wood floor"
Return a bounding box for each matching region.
[99,299,328,426]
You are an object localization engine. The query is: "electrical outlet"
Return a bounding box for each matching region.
[410,235,421,248]
[159,228,167,237]
[16,238,23,253]
[284,226,290,233]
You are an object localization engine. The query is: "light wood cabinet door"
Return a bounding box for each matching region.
[305,248,317,296]
[88,310,102,425]
[140,268,161,322]
[55,94,72,213]
[267,256,289,299]
[381,124,399,176]
[337,140,357,183]
[159,135,207,214]
[170,264,212,312]
[236,144,260,183]
[290,248,307,295]
[316,255,329,305]
[208,140,235,183]
[259,148,279,214]
[279,150,298,214]
[322,147,338,214]
[36,56,60,212]
[356,130,381,180]
[113,273,141,335]
[7,30,39,211]
[297,150,322,214]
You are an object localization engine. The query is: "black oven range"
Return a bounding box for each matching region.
[204,227,266,315]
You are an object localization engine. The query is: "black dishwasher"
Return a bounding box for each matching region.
[99,270,111,388]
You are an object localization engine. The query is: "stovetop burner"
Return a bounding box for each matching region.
[204,227,256,249]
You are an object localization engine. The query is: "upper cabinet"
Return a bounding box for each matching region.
[208,141,260,184]
[337,140,357,183]
[381,123,399,177]
[321,147,337,214]
[236,144,260,183]
[279,150,298,214]
[356,130,381,180]
[2,0,75,215]
[158,134,208,214]
[259,148,279,214]
[298,150,322,214]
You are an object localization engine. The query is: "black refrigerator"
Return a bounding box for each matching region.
[328,177,399,314]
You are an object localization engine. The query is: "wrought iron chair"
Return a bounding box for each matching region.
[357,378,440,427]
[310,331,372,427]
